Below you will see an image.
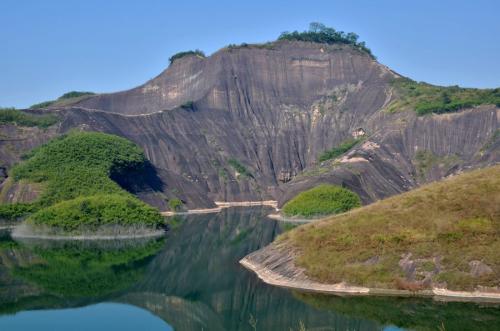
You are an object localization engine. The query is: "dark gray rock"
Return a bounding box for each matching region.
[469,260,494,277]
[1,41,499,209]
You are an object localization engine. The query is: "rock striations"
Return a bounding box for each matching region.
[1,40,499,209]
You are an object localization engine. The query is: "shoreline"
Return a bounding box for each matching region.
[10,228,165,241]
[161,200,278,216]
[240,249,500,303]
[266,213,321,223]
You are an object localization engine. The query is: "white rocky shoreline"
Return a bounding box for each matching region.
[240,245,500,303]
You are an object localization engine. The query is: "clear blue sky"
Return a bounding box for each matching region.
[1,0,499,108]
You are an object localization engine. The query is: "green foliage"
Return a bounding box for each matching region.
[29,91,95,109]
[8,131,162,231]
[282,184,361,218]
[278,22,374,58]
[168,198,183,211]
[28,194,163,232]
[228,158,253,178]
[0,203,36,221]
[12,131,145,204]
[169,49,205,64]
[59,91,95,99]
[0,108,59,128]
[388,78,500,115]
[318,138,362,162]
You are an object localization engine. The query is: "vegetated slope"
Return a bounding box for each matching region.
[29,91,96,109]
[257,165,500,292]
[2,23,499,208]
[282,184,360,218]
[0,131,163,234]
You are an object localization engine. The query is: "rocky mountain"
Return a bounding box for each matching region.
[1,39,499,209]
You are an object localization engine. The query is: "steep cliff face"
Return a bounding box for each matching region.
[1,40,499,208]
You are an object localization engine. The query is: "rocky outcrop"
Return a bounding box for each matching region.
[1,40,499,208]
[241,243,500,302]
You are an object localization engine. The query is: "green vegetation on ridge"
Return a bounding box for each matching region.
[279,165,500,291]
[318,138,363,162]
[30,91,95,109]
[0,108,59,128]
[282,184,361,218]
[169,49,206,64]
[387,78,500,115]
[278,22,374,58]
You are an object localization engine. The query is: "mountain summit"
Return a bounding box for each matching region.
[1,24,499,210]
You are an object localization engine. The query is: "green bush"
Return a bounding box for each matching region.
[319,138,362,162]
[278,22,374,58]
[28,194,163,232]
[0,108,59,128]
[282,184,361,218]
[228,158,253,178]
[0,203,36,221]
[168,198,183,211]
[169,49,205,64]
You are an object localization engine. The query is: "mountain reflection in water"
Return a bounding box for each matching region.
[0,207,499,330]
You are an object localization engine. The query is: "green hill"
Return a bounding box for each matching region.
[278,165,500,291]
[0,131,163,234]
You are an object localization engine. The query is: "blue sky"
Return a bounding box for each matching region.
[1,0,499,108]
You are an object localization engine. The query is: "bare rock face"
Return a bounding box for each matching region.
[1,40,499,208]
[469,260,494,278]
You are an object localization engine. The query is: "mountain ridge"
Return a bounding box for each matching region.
[1,37,498,210]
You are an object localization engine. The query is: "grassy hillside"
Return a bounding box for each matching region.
[279,166,500,291]
[0,131,163,233]
[282,184,361,218]
[386,78,500,115]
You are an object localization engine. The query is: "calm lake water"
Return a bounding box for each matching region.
[0,207,498,330]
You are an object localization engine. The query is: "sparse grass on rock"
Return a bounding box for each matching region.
[279,166,500,291]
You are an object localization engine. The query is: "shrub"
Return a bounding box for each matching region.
[319,138,362,162]
[169,49,205,64]
[168,198,183,211]
[228,158,253,178]
[278,22,374,58]
[28,194,164,232]
[0,203,36,221]
[282,184,361,218]
[0,108,59,128]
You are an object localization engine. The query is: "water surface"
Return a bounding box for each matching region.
[0,207,498,330]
